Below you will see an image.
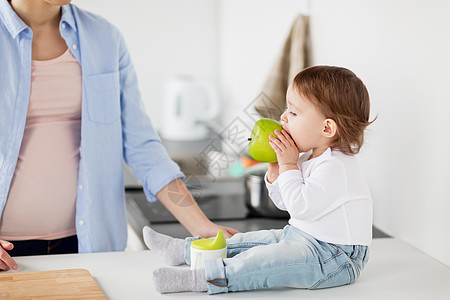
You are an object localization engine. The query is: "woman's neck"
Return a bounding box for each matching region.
[9,0,61,32]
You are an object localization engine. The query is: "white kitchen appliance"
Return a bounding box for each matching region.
[160,76,220,141]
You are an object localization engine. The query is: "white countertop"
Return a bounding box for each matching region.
[4,238,450,299]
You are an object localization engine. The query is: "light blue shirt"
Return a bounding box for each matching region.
[0,0,184,252]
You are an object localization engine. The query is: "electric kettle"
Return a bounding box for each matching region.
[160,76,220,141]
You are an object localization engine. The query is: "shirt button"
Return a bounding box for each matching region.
[72,44,77,50]
[78,220,85,226]
[61,23,66,29]
[79,184,83,190]
[78,147,82,152]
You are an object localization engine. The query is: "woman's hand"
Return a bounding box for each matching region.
[193,222,240,239]
[269,129,299,174]
[0,240,17,271]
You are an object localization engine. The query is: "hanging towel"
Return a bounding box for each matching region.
[254,14,311,120]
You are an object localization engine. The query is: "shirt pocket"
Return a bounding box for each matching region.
[84,72,121,124]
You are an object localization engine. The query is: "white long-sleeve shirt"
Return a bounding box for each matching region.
[265,148,373,246]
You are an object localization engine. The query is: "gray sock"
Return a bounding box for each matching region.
[142,226,186,266]
[153,267,207,294]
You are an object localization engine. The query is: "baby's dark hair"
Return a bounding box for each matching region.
[293,65,375,155]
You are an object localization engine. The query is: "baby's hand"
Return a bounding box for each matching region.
[267,162,279,183]
[269,129,299,173]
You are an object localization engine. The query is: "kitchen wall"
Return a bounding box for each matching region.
[75,0,219,127]
[75,0,450,266]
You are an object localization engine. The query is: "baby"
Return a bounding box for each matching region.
[144,65,374,294]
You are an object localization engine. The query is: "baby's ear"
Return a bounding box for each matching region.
[322,119,337,138]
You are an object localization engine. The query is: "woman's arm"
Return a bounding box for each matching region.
[157,179,239,238]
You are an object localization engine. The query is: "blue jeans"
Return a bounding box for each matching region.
[184,225,369,294]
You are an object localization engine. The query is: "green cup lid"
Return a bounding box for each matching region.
[191,230,226,250]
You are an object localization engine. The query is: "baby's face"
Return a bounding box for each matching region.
[280,84,328,153]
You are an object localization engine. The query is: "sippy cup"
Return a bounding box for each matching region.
[190,230,227,270]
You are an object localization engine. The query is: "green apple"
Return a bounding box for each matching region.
[247,118,283,163]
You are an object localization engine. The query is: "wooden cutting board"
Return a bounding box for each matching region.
[0,268,106,299]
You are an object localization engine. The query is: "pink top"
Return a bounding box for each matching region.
[0,49,82,240]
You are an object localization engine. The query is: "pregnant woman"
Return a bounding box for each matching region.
[0,0,237,271]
